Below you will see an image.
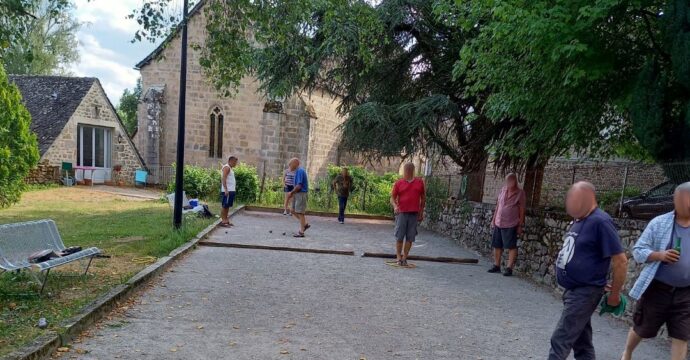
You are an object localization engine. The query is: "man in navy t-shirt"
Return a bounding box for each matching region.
[549,182,628,360]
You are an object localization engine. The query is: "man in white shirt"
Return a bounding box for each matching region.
[220,156,238,227]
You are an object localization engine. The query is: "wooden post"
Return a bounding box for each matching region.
[618,165,629,216]
[327,176,333,210]
[258,161,266,203]
[361,181,368,211]
[571,165,577,184]
[447,175,452,198]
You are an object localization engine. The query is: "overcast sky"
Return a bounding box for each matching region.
[70,0,163,105]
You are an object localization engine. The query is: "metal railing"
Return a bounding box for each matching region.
[426,161,690,219]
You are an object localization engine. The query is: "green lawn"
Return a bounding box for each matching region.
[0,187,217,356]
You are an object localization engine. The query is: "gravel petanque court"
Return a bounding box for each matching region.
[70,210,668,359]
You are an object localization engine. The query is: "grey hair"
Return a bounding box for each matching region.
[675,182,690,195]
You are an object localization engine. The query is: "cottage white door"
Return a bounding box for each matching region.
[77,125,112,183]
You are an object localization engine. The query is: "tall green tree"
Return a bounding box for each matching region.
[2,0,81,75]
[132,0,520,172]
[117,77,142,136]
[453,0,689,169]
[0,65,39,207]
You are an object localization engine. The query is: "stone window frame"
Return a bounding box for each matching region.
[209,106,224,158]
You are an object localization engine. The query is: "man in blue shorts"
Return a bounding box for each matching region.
[220,156,238,227]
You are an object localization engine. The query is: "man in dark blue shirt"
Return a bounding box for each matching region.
[549,181,628,360]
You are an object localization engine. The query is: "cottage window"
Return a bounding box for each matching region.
[209,107,224,158]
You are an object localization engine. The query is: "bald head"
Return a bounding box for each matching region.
[675,182,690,218]
[566,181,598,219]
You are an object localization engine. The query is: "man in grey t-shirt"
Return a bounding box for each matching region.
[623,182,690,360]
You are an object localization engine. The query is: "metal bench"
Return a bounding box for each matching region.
[0,219,101,294]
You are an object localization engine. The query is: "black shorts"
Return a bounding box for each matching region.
[491,226,518,249]
[633,280,690,340]
[284,185,294,192]
[220,192,236,209]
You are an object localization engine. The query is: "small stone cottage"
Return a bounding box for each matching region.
[10,75,145,184]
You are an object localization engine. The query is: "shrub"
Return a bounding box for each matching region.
[167,164,216,199]
[167,162,259,202]
[0,66,40,208]
[254,164,398,216]
[234,163,259,203]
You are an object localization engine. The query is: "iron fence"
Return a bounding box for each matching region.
[146,165,176,186]
[426,161,690,219]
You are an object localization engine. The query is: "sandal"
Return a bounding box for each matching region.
[293,232,305,238]
[304,224,311,232]
[219,222,231,228]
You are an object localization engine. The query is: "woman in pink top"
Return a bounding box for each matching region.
[488,173,526,276]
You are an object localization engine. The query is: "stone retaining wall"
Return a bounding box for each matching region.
[424,200,650,300]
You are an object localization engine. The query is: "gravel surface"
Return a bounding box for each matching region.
[70,211,668,359]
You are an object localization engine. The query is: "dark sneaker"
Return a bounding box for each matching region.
[487,265,501,273]
[503,268,514,277]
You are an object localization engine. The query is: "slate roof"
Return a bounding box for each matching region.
[9,75,96,155]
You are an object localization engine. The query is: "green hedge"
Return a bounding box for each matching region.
[254,164,398,216]
[167,163,259,202]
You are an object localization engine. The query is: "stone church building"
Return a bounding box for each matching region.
[132,1,352,181]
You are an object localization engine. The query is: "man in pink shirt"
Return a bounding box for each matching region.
[488,173,526,276]
[390,163,426,267]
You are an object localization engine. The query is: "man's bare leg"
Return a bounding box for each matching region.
[507,249,518,269]
[221,207,229,224]
[671,338,688,360]
[621,328,642,360]
[395,241,403,261]
[292,212,306,233]
[493,248,503,267]
[402,241,413,260]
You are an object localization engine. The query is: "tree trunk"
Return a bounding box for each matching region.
[524,162,546,208]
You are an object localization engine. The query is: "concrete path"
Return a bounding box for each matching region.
[70,211,668,359]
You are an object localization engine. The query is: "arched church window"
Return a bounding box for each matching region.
[209,106,223,158]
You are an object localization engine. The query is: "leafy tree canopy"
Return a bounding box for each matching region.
[134,0,526,172]
[452,0,689,166]
[133,0,689,173]
[117,77,142,137]
[1,0,81,75]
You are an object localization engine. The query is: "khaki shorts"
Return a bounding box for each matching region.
[292,192,308,214]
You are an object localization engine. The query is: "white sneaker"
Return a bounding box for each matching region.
[283,211,288,215]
